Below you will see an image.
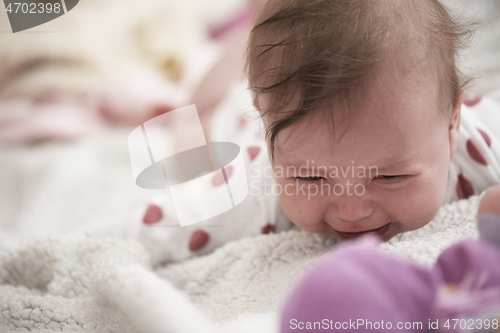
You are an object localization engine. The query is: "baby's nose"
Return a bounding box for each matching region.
[332,195,374,223]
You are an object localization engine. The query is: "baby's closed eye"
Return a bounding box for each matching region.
[294,176,324,182]
[374,175,410,183]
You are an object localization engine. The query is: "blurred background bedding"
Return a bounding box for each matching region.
[0,0,499,249]
[0,0,254,142]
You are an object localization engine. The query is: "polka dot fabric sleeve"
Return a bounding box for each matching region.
[130,81,292,266]
[444,96,500,204]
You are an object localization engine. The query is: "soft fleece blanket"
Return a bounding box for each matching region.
[1,0,500,331]
[0,195,480,332]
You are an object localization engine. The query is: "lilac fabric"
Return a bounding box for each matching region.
[280,214,500,332]
[279,237,437,332]
[432,239,500,289]
[432,214,500,289]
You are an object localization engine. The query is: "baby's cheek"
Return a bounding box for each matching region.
[277,182,326,231]
[278,188,305,221]
[392,173,447,231]
[410,195,442,229]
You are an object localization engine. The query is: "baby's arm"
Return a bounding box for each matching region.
[85,189,276,266]
[86,141,291,267]
[135,191,274,266]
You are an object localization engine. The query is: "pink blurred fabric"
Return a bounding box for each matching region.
[0,5,254,146]
[0,72,188,146]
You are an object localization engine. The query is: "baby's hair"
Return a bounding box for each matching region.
[245,0,476,158]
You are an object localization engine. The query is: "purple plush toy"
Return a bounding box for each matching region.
[280,190,500,333]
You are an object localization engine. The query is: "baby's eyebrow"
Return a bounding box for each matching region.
[277,153,420,173]
[274,157,306,167]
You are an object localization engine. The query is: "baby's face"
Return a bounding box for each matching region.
[263,65,464,241]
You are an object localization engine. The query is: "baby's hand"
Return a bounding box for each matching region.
[478,184,500,217]
[477,185,500,247]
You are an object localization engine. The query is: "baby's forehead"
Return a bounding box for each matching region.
[272,96,445,173]
[270,63,444,150]
[263,55,442,124]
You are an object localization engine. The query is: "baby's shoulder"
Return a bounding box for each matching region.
[444,96,500,203]
[460,96,500,141]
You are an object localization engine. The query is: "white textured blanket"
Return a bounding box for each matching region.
[0,195,480,332]
[1,0,499,331]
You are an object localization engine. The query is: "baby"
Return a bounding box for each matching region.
[99,0,500,265]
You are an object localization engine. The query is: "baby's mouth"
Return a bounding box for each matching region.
[334,223,390,240]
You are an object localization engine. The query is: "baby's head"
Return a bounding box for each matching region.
[246,0,474,240]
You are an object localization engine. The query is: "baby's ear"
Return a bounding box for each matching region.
[449,88,467,157]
